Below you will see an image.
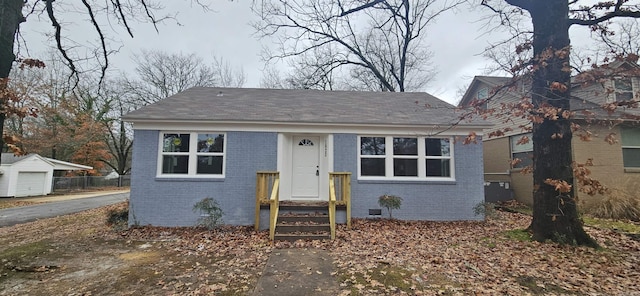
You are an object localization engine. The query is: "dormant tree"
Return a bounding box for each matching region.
[0,0,202,163]
[122,50,246,105]
[252,0,460,92]
[478,0,640,246]
[336,0,639,246]
[260,47,341,90]
[99,85,134,176]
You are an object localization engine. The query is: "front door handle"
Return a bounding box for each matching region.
[316,166,319,176]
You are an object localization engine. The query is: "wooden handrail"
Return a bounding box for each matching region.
[268,178,280,240]
[329,172,352,231]
[255,171,279,231]
[328,178,337,240]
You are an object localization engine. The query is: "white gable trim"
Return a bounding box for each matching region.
[129,120,487,136]
[45,158,93,171]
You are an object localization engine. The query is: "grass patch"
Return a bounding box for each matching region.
[496,201,533,216]
[502,229,531,241]
[480,237,497,248]
[339,264,422,294]
[583,217,640,234]
[0,241,53,263]
[0,240,59,283]
[516,275,569,295]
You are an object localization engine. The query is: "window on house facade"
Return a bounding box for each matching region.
[621,127,640,168]
[510,133,533,169]
[614,78,634,102]
[359,136,453,180]
[160,132,225,176]
[476,87,489,109]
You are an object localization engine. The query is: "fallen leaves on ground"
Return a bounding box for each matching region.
[0,200,39,209]
[1,203,639,295]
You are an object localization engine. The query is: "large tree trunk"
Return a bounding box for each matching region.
[527,0,597,246]
[0,0,25,159]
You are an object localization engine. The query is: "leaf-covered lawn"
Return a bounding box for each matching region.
[1,203,638,295]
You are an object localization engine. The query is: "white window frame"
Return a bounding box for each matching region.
[477,87,489,109]
[157,132,226,178]
[510,133,533,169]
[357,135,455,181]
[621,127,640,169]
[613,77,635,102]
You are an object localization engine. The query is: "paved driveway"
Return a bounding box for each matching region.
[0,192,129,227]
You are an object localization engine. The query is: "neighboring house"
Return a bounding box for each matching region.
[0,153,93,197]
[459,61,640,206]
[123,87,490,228]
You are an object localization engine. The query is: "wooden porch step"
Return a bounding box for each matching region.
[275,224,331,233]
[278,215,329,224]
[274,233,331,241]
[274,212,331,241]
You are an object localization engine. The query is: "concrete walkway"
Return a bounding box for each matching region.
[0,190,129,227]
[252,248,343,296]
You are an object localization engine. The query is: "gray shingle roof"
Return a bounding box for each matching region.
[123,87,488,127]
[1,153,31,165]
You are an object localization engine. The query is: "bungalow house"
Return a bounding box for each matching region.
[459,61,640,207]
[0,153,93,197]
[123,87,490,233]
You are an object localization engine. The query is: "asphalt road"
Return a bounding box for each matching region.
[0,192,129,227]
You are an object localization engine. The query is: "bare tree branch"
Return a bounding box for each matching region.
[45,0,79,85]
[81,0,108,86]
[338,0,387,16]
[253,0,455,92]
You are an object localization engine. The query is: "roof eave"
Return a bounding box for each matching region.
[125,118,492,133]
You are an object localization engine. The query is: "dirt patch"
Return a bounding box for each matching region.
[0,203,272,295]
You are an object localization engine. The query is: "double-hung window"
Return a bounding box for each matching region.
[160,132,225,177]
[359,136,454,180]
[621,127,640,168]
[477,87,489,110]
[510,133,533,169]
[614,78,634,102]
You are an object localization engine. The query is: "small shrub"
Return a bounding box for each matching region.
[106,207,129,231]
[193,197,224,229]
[582,187,640,222]
[473,202,500,220]
[378,194,402,219]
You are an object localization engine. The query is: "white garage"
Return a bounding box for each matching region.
[15,172,48,197]
[0,153,92,198]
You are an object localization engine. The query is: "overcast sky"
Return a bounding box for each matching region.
[18,1,595,105]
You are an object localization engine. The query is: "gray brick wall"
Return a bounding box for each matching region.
[333,134,485,221]
[129,130,277,227]
[131,131,485,227]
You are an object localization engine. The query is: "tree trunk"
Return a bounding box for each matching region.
[527,0,597,247]
[0,0,25,161]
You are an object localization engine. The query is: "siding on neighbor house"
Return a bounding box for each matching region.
[482,124,640,207]
[572,77,640,104]
[470,81,530,140]
[129,130,278,227]
[483,137,533,205]
[572,124,640,207]
[333,134,485,221]
[511,173,533,206]
[483,137,511,176]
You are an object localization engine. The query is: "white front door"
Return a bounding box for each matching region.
[291,136,320,199]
